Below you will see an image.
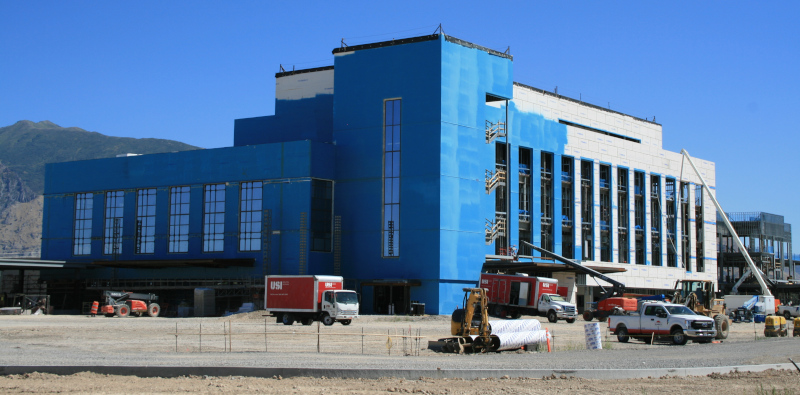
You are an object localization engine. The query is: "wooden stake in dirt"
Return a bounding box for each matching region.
[317,320,320,353]
[175,322,178,352]
[361,327,364,355]
[199,322,202,352]
[264,318,268,352]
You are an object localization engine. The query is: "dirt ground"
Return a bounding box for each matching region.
[1,312,799,393]
[0,369,797,394]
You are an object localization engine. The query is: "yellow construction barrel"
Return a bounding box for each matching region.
[764,316,787,337]
[794,317,800,337]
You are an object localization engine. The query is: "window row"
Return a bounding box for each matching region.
[529,154,705,271]
[73,182,263,256]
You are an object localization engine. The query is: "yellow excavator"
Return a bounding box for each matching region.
[437,288,493,353]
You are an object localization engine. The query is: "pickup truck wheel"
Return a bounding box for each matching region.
[714,314,730,339]
[282,313,295,325]
[671,327,688,345]
[785,311,792,320]
[321,314,335,326]
[566,318,576,324]
[341,319,352,326]
[582,311,594,321]
[616,326,630,343]
[547,311,557,323]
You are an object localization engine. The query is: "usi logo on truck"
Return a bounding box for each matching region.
[324,282,335,288]
[270,281,284,290]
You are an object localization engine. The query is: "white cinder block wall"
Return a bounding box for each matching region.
[513,84,717,293]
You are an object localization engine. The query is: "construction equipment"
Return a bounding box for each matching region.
[764,316,788,337]
[680,149,773,298]
[99,291,160,318]
[671,279,729,339]
[440,288,493,353]
[434,287,550,353]
[520,241,626,301]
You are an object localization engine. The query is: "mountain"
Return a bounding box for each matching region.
[0,196,42,257]
[0,161,36,213]
[0,120,201,195]
[0,120,201,257]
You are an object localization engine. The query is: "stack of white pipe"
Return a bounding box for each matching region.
[488,319,550,351]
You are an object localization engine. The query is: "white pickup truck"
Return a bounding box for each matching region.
[608,302,717,345]
[778,305,800,320]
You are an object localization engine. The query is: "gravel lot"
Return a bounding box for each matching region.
[1,312,799,393]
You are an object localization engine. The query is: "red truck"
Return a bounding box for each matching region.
[479,273,577,323]
[264,275,359,326]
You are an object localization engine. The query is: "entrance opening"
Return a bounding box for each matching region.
[373,285,409,315]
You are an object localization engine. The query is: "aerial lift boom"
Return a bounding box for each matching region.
[680,149,772,297]
[520,240,625,300]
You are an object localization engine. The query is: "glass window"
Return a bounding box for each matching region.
[73,193,93,256]
[135,189,156,254]
[311,179,333,252]
[383,99,401,257]
[239,181,262,252]
[169,186,190,253]
[103,191,124,255]
[203,184,225,252]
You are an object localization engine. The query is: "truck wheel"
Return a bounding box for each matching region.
[785,311,792,320]
[511,310,521,319]
[116,305,130,318]
[301,317,313,326]
[671,327,688,345]
[282,313,295,325]
[147,303,160,318]
[582,311,594,321]
[321,314,335,326]
[547,310,557,323]
[714,314,730,340]
[616,326,630,343]
[492,305,504,318]
[341,320,352,326]
[566,318,576,324]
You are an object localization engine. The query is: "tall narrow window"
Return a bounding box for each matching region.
[73,193,93,256]
[580,160,594,261]
[103,191,124,255]
[680,182,691,271]
[135,188,156,254]
[695,184,704,272]
[665,178,677,267]
[650,175,662,266]
[311,180,333,252]
[634,171,645,265]
[561,157,574,259]
[617,168,629,263]
[599,164,611,262]
[540,152,553,253]
[169,186,190,253]
[203,184,225,252]
[239,181,262,252]
[383,99,401,257]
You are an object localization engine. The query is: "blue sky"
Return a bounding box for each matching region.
[2,2,798,249]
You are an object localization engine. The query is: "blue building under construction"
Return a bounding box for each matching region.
[41,33,723,315]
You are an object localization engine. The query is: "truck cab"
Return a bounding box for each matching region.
[321,290,359,325]
[538,293,577,323]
